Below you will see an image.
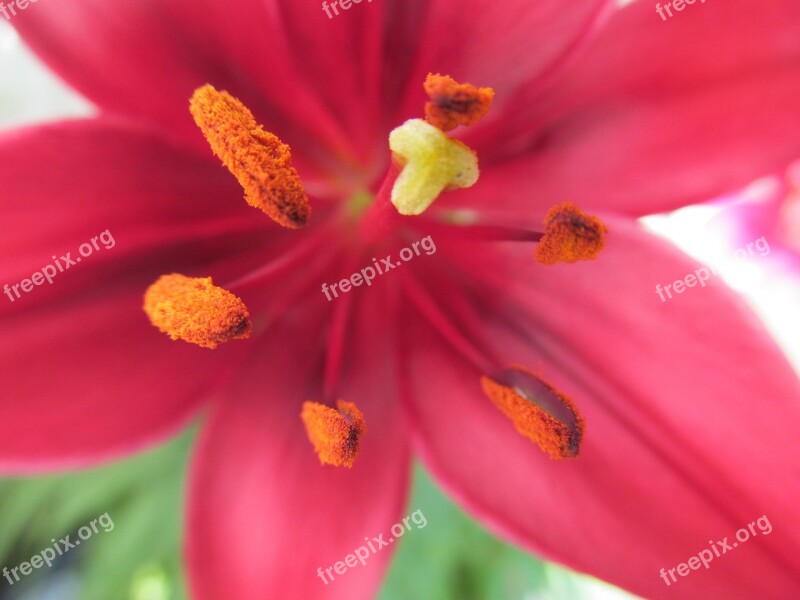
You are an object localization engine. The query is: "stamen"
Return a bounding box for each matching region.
[143,274,251,349]
[424,73,495,132]
[480,367,584,459]
[534,202,608,265]
[301,400,366,468]
[389,119,479,215]
[189,84,310,229]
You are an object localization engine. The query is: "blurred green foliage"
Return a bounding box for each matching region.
[379,466,589,600]
[0,430,191,600]
[0,426,626,600]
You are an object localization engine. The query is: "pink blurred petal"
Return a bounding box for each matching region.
[0,119,276,469]
[0,282,243,471]
[0,118,273,291]
[11,0,359,175]
[455,0,800,219]
[402,217,800,598]
[187,293,410,600]
[392,0,615,119]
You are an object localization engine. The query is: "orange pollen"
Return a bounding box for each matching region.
[189,84,310,229]
[423,73,495,132]
[301,401,366,468]
[480,367,584,459]
[534,202,608,265]
[143,274,251,349]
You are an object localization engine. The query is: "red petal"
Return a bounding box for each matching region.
[187,295,411,600]
[11,0,357,175]
[391,0,615,123]
[0,119,257,469]
[402,217,800,597]
[457,0,800,219]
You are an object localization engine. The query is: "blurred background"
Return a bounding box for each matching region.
[2,10,799,600]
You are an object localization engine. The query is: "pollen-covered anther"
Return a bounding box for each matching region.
[424,73,495,132]
[534,202,608,265]
[143,274,251,349]
[389,119,479,216]
[189,84,310,229]
[480,367,584,459]
[301,401,366,468]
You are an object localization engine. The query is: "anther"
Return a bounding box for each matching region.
[424,73,495,132]
[143,274,251,349]
[301,400,366,468]
[534,202,608,265]
[480,366,584,459]
[190,84,310,229]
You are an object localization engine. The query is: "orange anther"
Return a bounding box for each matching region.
[143,273,251,349]
[424,73,494,132]
[190,84,310,228]
[301,401,367,467]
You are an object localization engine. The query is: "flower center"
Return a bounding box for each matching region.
[345,189,374,220]
[142,74,608,468]
[386,74,493,216]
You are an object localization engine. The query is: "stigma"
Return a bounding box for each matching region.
[189,84,310,229]
[388,75,494,216]
[143,274,252,349]
[534,202,607,265]
[480,367,584,459]
[301,401,366,468]
[389,119,479,216]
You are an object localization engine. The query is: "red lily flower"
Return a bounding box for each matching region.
[3,1,800,598]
